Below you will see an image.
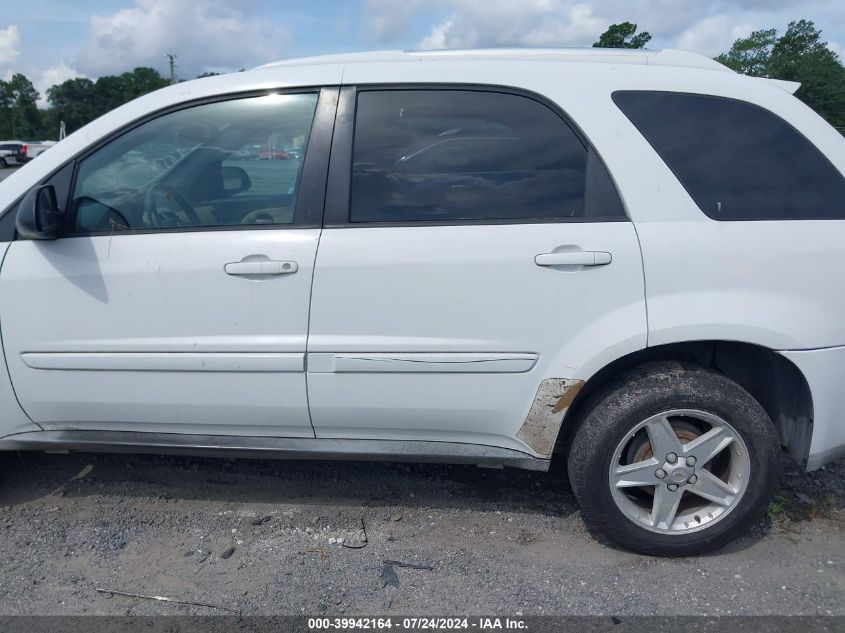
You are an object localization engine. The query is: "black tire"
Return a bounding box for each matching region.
[0,158,7,169]
[568,362,781,556]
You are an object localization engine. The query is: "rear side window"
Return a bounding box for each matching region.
[350,89,624,223]
[613,91,845,220]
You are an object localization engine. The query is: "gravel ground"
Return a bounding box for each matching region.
[0,451,842,616]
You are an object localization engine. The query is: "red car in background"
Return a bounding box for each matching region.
[258,148,290,160]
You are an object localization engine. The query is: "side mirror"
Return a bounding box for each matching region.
[16,184,63,240]
[221,166,251,196]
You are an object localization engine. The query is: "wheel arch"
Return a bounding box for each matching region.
[555,340,813,467]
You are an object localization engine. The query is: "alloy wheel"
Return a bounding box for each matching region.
[608,409,751,534]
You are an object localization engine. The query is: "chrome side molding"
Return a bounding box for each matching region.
[0,430,550,472]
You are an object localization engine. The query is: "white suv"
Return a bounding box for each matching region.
[0,142,26,168]
[0,48,843,556]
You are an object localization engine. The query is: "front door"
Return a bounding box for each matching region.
[0,89,337,436]
[306,87,647,453]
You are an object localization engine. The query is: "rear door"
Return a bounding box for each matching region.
[0,88,337,436]
[306,87,647,454]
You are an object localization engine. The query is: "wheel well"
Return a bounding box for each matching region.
[556,341,813,466]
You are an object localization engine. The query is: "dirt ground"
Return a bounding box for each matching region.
[0,450,842,616]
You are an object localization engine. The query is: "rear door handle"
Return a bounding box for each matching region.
[224,260,298,276]
[535,251,612,267]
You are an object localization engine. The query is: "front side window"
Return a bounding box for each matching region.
[350,89,620,223]
[71,92,319,233]
[613,91,845,220]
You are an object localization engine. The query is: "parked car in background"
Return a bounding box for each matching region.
[234,144,263,160]
[0,142,27,168]
[258,147,291,160]
[0,48,844,557]
[23,141,56,160]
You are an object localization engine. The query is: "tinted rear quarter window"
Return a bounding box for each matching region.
[350,89,624,223]
[613,91,845,220]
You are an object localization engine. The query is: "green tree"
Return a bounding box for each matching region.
[93,75,129,113]
[770,20,845,129]
[120,67,169,99]
[45,67,169,136]
[46,77,98,133]
[593,22,652,49]
[1,73,42,138]
[0,80,13,138]
[716,21,845,132]
[714,28,777,75]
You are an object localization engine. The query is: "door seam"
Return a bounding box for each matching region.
[304,86,342,438]
[630,220,650,347]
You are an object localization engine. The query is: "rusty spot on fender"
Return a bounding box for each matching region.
[552,379,585,413]
[517,378,585,457]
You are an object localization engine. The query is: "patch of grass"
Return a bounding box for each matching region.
[767,495,786,519]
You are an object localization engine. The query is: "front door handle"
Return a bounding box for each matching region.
[535,251,612,267]
[224,260,298,276]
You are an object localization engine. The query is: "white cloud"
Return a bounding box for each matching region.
[0,24,85,105]
[517,4,608,47]
[0,25,21,66]
[364,0,422,42]
[417,1,610,49]
[675,15,753,56]
[2,61,84,106]
[380,0,845,59]
[35,62,85,106]
[75,0,290,78]
[419,19,455,50]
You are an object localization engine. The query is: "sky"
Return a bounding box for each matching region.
[2,0,845,105]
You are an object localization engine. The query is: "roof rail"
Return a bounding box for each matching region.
[256,47,731,73]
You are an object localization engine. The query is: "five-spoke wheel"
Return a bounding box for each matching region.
[609,409,750,534]
[569,364,781,556]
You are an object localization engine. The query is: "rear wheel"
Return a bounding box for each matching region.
[568,363,781,556]
[0,158,7,169]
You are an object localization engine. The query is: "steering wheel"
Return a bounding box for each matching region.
[144,183,201,227]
